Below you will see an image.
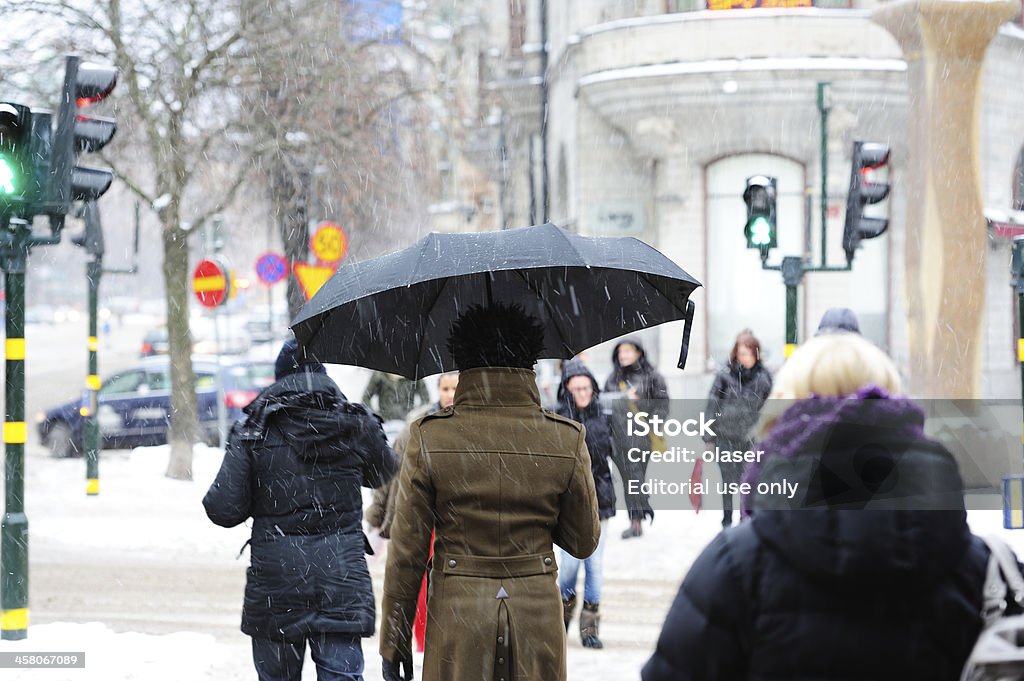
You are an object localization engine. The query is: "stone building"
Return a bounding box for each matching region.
[440,1,1024,397]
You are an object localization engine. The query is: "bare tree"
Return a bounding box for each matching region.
[3,0,437,479]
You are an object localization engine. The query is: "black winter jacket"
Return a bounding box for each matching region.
[556,359,616,520]
[704,361,772,447]
[203,371,398,641]
[643,396,989,681]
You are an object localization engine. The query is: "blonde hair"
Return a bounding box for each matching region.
[758,333,902,433]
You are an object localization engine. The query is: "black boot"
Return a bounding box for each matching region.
[580,602,603,649]
[621,519,642,539]
[562,594,576,632]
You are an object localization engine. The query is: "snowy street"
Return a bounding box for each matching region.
[2,437,1023,680]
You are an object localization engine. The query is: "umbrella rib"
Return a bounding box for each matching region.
[513,269,575,355]
[414,277,454,379]
[637,272,692,317]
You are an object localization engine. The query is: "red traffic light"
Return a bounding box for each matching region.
[75,63,118,108]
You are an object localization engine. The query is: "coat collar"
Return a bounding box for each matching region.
[453,367,540,407]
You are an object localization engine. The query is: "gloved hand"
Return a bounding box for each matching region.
[382,656,414,681]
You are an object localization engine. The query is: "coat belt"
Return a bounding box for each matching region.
[439,551,557,578]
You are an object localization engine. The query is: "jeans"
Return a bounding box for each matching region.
[558,520,608,604]
[252,633,364,681]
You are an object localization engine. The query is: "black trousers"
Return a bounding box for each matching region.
[251,632,364,681]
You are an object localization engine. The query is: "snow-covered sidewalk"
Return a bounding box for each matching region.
[2,443,1023,680]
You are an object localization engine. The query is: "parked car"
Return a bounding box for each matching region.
[140,323,251,357]
[139,326,171,356]
[37,356,275,457]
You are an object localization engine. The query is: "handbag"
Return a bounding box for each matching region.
[960,536,1024,681]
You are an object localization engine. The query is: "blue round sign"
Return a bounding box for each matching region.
[255,253,289,285]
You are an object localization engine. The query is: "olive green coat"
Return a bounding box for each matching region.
[380,368,601,681]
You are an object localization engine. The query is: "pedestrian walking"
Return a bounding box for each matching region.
[703,330,772,528]
[643,333,990,681]
[367,372,459,540]
[366,371,459,655]
[815,306,860,335]
[203,337,398,681]
[362,370,431,422]
[556,358,616,650]
[604,337,669,538]
[379,302,600,681]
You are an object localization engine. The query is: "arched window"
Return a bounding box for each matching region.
[706,154,805,368]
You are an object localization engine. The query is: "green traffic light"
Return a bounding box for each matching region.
[749,216,773,246]
[0,156,16,195]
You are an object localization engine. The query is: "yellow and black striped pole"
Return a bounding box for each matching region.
[1006,237,1024,529]
[84,257,101,496]
[1,217,30,640]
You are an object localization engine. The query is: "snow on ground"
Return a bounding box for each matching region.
[3,440,1024,680]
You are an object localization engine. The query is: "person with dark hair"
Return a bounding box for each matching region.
[815,307,860,335]
[362,371,431,422]
[603,337,669,538]
[380,303,600,681]
[703,330,772,528]
[556,358,616,650]
[204,337,398,681]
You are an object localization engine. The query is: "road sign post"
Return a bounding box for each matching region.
[193,258,231,449]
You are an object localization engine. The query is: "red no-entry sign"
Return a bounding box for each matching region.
[193,258,230,308]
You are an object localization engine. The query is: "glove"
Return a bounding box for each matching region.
[383,656,414,681]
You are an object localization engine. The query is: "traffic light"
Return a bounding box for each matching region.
[53,56,118,212]
[71,200,104,257]
[842,140,890,265]
[743,175,777,257]
[0,103,33,209]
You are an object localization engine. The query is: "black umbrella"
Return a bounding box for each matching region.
[290,223,701,379]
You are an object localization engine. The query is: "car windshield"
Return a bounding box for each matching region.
[227,364,275,390]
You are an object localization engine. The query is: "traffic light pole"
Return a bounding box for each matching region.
[818,82,830,269]
[85,256,101,495]
[1,216,30,640]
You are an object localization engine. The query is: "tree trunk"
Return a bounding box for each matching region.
[162,206,198,480]
[273,161,311,319]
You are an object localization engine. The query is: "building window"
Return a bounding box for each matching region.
[509,0,526,55]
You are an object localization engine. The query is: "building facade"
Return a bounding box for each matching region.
[445,1,1024,397]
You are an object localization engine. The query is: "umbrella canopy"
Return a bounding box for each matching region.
[291,223,701,379]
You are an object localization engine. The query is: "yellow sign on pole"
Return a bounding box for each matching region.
[294,262,337,301]
[310,222,348,264]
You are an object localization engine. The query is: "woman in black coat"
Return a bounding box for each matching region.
[556,359,616,649]
[643,334,989,681]
[704,330,772,528]
[204,339,398,681]
[603,337,669,538]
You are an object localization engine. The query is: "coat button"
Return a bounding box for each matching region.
[497,636,504,644]
[448,559,457,567]
[543,557,553,566]
[498,658,505,664]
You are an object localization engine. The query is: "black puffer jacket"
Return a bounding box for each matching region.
[556,359,616,520]
[704,360,772,447]
[203,371,398,641]
[643,396,989,681]
[602,337,669,405]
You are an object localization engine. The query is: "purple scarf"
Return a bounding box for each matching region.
[740,386,925,516]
